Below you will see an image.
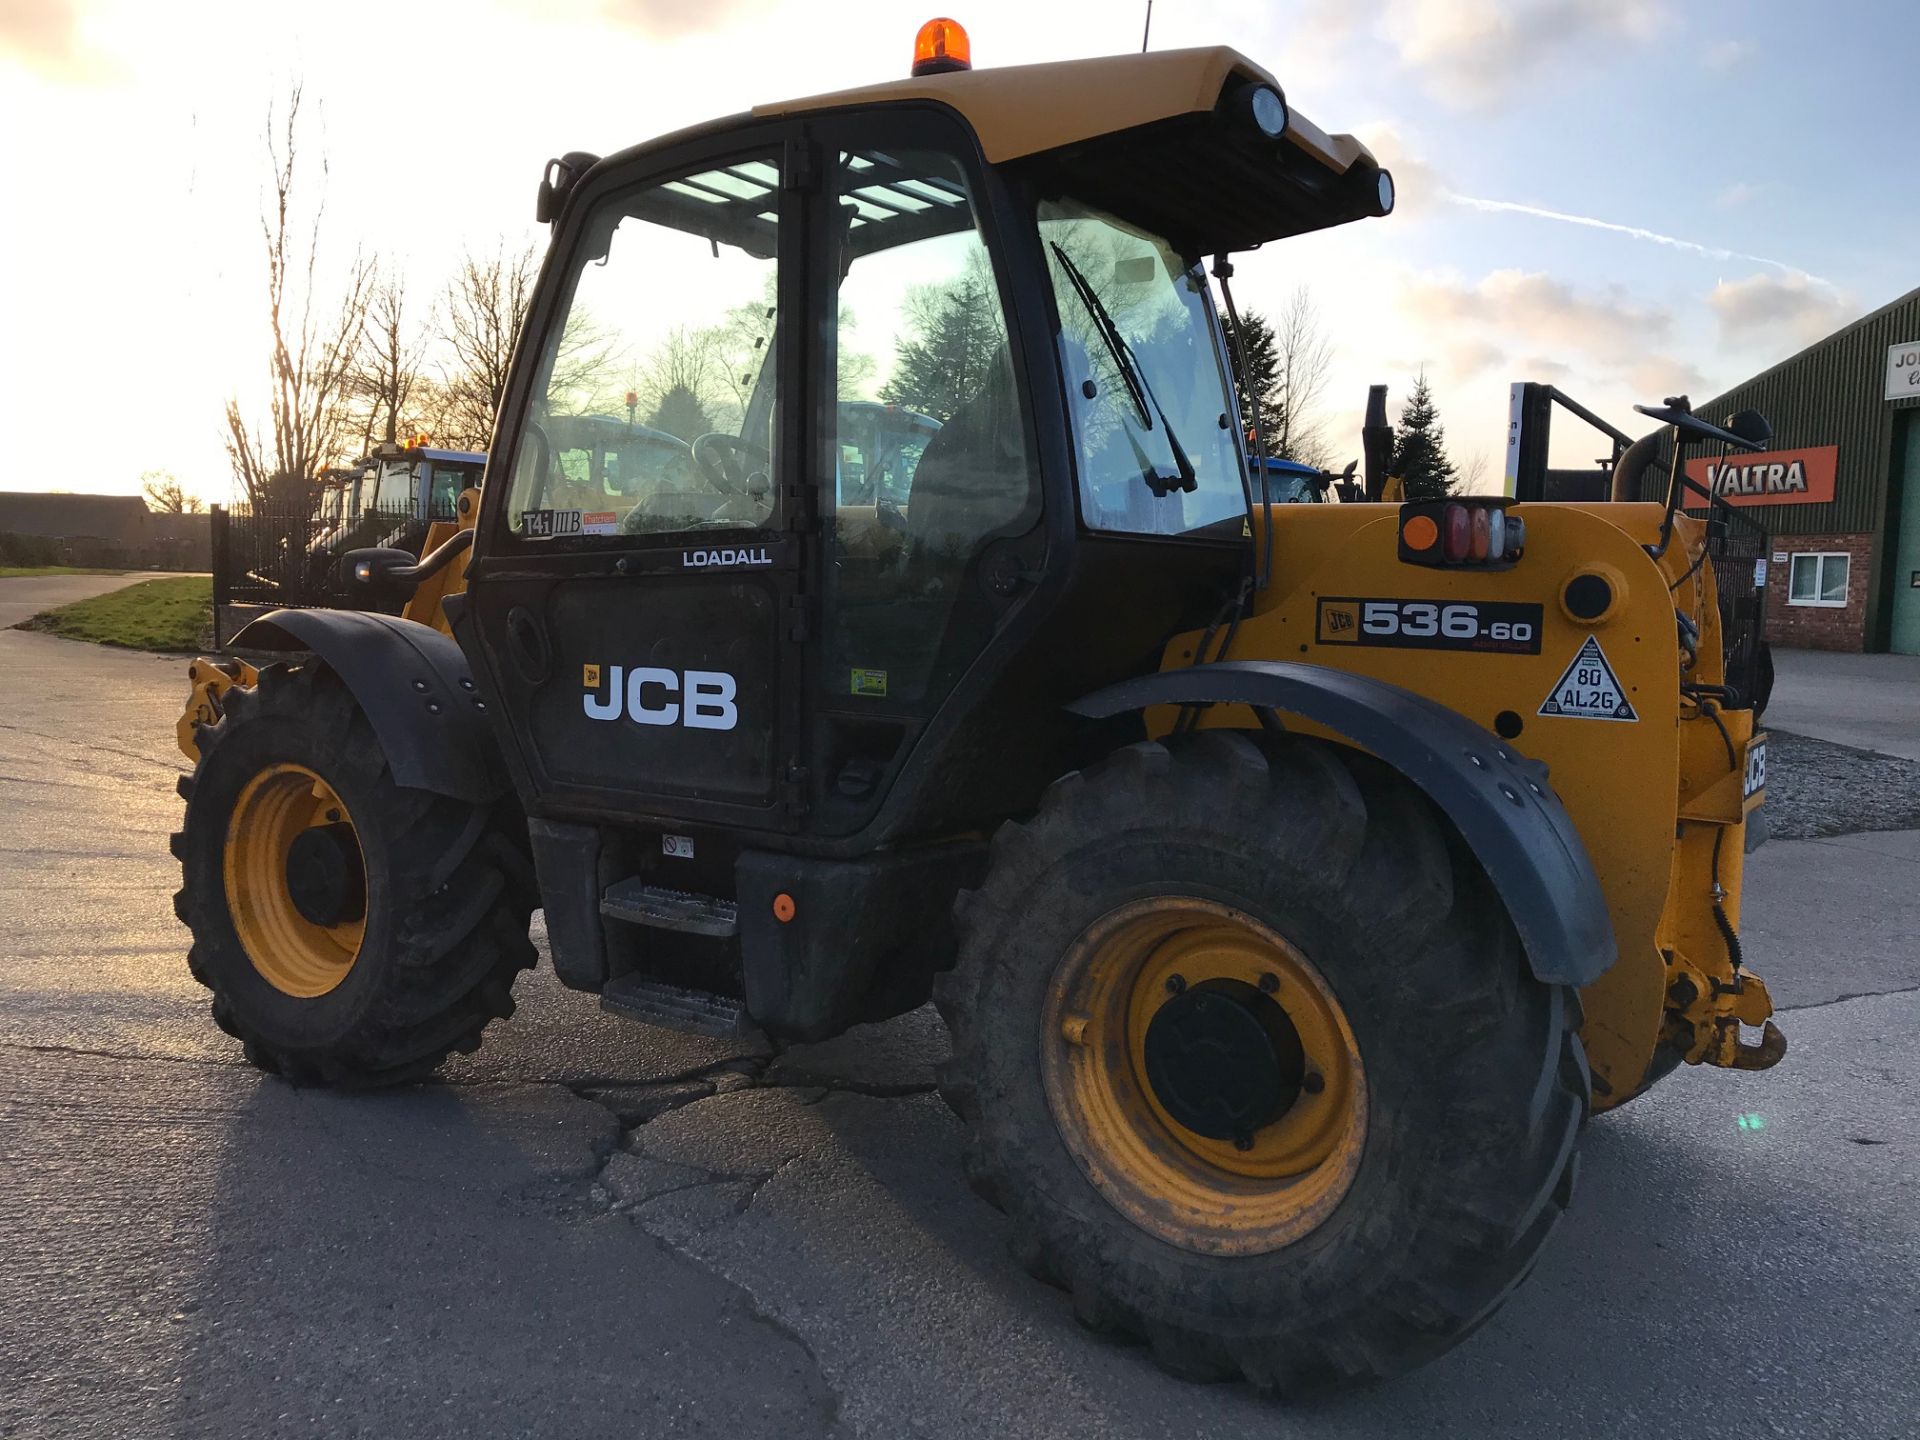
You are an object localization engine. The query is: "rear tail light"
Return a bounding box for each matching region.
[1398,498,1523,568]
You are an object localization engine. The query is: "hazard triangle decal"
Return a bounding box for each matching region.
[1538,635,1637,721]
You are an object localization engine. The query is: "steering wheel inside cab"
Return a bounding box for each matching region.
[691,432,774,524]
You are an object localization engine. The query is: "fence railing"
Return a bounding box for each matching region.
[211,500,425,646]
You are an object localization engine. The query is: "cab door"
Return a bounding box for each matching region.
[461,132,810,830]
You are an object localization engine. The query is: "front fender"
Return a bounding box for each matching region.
[230,609,508,803]
[1069,660,1616,987]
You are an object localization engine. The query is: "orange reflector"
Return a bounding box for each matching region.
[912,17,971,76]
[1402,514,1439,551]
[1470,506,1491,561]
[772,893,797,923]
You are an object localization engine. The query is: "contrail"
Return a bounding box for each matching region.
[1444,191,1832,289]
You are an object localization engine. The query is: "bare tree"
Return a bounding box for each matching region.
[348,266,431,451]
[439,241,539,450]
[223,84,373,508]
[141,469,204,514]
[1457,450,1490,493]
[1265,286,1335,468]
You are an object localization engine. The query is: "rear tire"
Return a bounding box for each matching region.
[172,662,535,1087]
[933,731,1589,1393]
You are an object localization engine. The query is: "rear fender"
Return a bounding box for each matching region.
[228,608,508,803]
[1070,660,1615,987]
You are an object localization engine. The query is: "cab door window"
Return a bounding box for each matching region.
[824,147,1039,705]
[505,155,783,539]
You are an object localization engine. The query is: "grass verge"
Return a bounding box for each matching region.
[19,576,212,651]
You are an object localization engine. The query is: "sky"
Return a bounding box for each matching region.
[1,0,1914,502]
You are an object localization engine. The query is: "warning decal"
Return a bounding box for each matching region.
[1538,636,1637,722]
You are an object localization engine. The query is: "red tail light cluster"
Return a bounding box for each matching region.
[1398,498,1524,569]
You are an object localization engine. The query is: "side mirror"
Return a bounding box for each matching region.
[1727,409,1773,448]
[343,547,420,597]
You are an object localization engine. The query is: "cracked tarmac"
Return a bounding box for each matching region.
[2,616,1918,1438]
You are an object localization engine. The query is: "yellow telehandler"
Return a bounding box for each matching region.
[172,20,1779,1391]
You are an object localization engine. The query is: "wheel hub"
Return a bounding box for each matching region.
[1040,897,1368,1256]
[222,763,366,998]
[1143,981,1305,1142]
[285,823,367,927]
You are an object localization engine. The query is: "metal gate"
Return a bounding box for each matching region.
[210,500,422,646]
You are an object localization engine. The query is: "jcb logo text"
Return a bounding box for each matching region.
[583,664,738,731]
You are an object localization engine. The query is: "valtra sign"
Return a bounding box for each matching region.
[1684,444,1838,506]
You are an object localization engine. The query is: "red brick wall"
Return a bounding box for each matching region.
[1764,531,1874,652]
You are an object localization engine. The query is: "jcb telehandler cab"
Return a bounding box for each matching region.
[172,23,1779,1392]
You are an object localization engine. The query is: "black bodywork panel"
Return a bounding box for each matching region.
[736,842,987,1039]
[525,813,985,1040]
[230,609,508,803]
[1069,660,1617,988]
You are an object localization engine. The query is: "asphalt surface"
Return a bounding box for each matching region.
[2,590,1917,1438]
[1767,647,1920,761]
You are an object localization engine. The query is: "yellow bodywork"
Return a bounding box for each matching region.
[1150,501,1775,1111]
[757,46,1373,176]
[399,486,481,637]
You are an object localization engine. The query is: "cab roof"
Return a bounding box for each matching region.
[755,46,1375,178]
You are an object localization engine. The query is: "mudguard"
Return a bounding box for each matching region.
[1069,660,1616,987]
[230,609,509,803]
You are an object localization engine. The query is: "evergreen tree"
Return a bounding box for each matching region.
[649,384,714,444]
[878,256,1006,423]
[1391,372,1458,500]
[1219,306,1281,442]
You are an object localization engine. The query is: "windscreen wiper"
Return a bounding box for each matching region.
[1049,243,1196,496]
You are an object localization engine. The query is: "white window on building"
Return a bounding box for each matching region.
[1787,552,1850,607]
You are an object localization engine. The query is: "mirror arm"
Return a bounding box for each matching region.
[346,528,474,595]
[390,526,474,584]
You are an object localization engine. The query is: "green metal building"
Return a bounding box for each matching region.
[1636,287,1920,653]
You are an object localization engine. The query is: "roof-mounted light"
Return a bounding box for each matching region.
[912,17,971,77]
[1375,169,1396,216]
[1243,84,1289,139]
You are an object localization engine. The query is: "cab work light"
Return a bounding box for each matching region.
[1398,497,1524,569]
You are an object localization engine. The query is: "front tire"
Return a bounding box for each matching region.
[172,662,535,1087]
[934,732,1589,1393]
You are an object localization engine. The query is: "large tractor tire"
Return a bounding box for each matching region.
[172,661,536,1087]
[934,732,1589,1393]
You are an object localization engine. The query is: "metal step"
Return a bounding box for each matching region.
[598,973,757,1039]
[599,879,739,937]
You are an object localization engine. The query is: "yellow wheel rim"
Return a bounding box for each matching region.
[1042,898,1367,1257]
[222,763,366,998]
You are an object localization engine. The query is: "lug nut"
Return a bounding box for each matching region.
[1164,974,1186,996]
[1258,973,1280,994]
[1302,1071,1325,1095]
[1233,1134,1253,1152]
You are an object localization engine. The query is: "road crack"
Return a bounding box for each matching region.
[1777,983,1920,1015]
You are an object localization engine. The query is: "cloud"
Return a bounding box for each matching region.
[0,0,102,79]
[1627,356,1710,401]
[1403,268,1671,365]
[1708,272,1855,348]
[1715,181,1759,210]
[1519,355,1575,383]
[1376,0,1667,99]
[598,0,781,40]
